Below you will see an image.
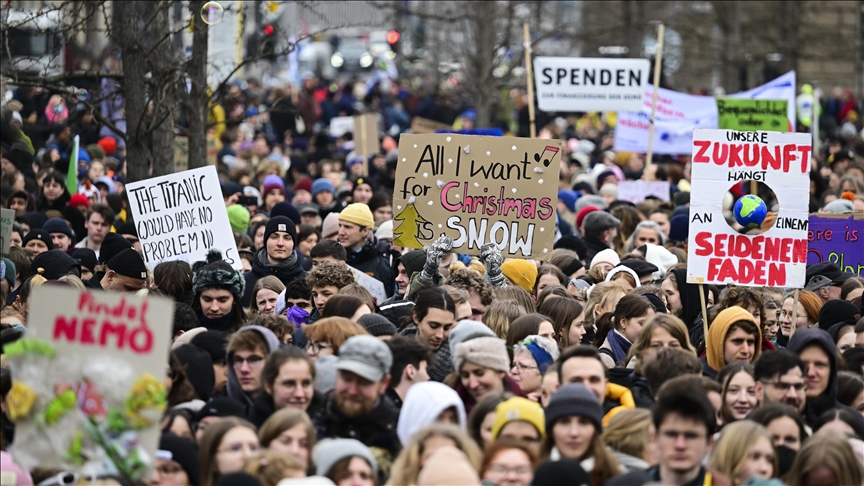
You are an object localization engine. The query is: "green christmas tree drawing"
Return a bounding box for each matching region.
[393,197,430,249]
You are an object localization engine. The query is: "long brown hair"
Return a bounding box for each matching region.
[540,418,620,486]
[627,313,694,374]
[538,296,584,348]
[199,417,258,486]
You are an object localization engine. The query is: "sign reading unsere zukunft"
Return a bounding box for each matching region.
[687,129,811,287]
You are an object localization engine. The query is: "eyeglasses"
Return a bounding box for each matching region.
[488,464,533,476]
[231,355,264,369]
[307,341,332,354]
[761,380,806,392]
[511,362,539,373]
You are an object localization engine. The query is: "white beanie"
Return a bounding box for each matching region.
[590,248,621,269]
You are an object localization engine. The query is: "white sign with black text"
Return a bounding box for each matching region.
[533,57,650,112]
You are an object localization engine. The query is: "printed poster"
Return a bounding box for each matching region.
[533,57,650,112]
[807,212,864,277]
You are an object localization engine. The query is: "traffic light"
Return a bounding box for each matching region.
[387,29,400,54]
[261,24,276,60]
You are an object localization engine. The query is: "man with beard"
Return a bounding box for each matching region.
[754,349,807,413]
[316,335,400,473]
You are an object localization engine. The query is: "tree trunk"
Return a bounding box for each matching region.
[187,0,210,169]
[119,1,150,183]
[150,2,175,176]
[464,2,496,128]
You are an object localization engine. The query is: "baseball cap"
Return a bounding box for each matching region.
[336,335,393,382]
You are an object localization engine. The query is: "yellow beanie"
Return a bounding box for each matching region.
[501,259,538,293]
[491,396,545,439]
[338,203,374,229]
[707,306,761,371]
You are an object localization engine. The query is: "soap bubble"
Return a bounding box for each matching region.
[76,88,89,101]
[201,2,224,25]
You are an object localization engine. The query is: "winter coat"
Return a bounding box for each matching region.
[583,235,611,267]
[242,248,307,307]
[345,241,395,298]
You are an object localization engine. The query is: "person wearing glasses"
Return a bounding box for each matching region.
[224,325,281,414]
[198,417,260,486]
[480,438,538,486]
[151,433,200,486]
[509,335,559,400]
[754,349,807,413]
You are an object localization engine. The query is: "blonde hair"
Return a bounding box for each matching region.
[243,451,305,486]
[584,281,626,330]
[386,424,483,486]
[57,275,86,290]
[627,313,695,374]
[339,283,376,312]
[250,276,287,315]
[449,260,486,275]
[602,408,652,461]
[482,299,528,339]
[786,430,864,486]
[708,421,776,482]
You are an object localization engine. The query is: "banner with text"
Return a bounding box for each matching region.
[8,286,173,478]
[614,71,796,154]
[126,165,241,270]
[617,180,671,204]
[534,57,650,112]
[717,99,789,132]
[687,129,811,287]
[806,212,864,277]
[393,134,560,260]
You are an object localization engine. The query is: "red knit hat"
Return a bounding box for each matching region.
[294,176,313,194]
[576,205,600,230]
[97,136,117,155]
[69,193,90,208]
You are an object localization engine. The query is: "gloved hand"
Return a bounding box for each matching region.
[420,235,453,283]
[480,243,506,288]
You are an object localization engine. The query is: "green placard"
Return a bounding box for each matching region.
[716,98,789,132]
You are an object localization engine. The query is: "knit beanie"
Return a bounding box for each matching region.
[338,203,374,229]
[576,195,606,213]
[98,232,133,265]
[448,320,498,356]
[501,260,538,293]
[453,336,509,373]
[558,190,578,213]
[491,396,545,439]
[312,178,335,197]
[416,447,481,486]
[189,330,229,364]
[294,177,313,194]
[599,183,618,200]
[43,217,74,239]
[669,213,689,242]
[398,250,428,280]
[357,313,397,337]
[590,248,620,269]
[22,228,53,249]
[192,249,245,298]
[313,439,378,478]
[819,300,862,329]
[321,212,341,238]
[157,434,200,486]
[226,204,250,233]
[69,193,90,209]
[264,216,297,247]
[545,384,604,433]
[261,174,286,199]
[531,459,591,486]
[270,202,302,225]
[707,306,761,371]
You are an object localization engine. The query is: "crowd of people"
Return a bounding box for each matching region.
[1,70,864,486]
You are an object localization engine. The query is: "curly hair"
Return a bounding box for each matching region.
[306,260,355,290]
[448,268,494,306]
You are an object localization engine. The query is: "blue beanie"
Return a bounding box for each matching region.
[312,178,335,197]
[558,190,578,213]
[668,213,689,243]
[270,202,301,225]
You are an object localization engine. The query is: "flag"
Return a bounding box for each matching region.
[67,135,79,195]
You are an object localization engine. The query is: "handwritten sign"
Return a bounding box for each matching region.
[126,165,241,270]
[411,116,452,134]
[807,212,864,277]
[7,286,173,478]
[617,180,671,204]
[1,208,13,256]
[329,116,355,137]
[687,129,811,287]
[533,57,650,112]
[393,134,560,260]
[717,99,789,132]
[173,136,189,172]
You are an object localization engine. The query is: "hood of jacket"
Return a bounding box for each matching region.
[251,248,305,281]
[786,328,839,422]
[397,381,466,445]
[707,306,761,371]
[225,326,281,410]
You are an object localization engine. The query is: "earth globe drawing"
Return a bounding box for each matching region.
[734,194,768,229]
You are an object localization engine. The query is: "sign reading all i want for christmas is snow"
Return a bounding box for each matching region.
[392,134,560,260]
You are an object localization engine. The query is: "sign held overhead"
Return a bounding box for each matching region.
[533,57,650,112]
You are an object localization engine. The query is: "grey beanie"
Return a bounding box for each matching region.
[314,354,338,395]
[576,194,607,213]
[357,313,398,337]
[453,336,509,373]
[545,384,604,433]
[448,320,497,357]
[313,438,378,477]
[823,199,855,213]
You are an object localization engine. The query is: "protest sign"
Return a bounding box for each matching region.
[717,99,789,132]
[411,116,452,134]
[7,286,173,479]
[686,129,811,287]
[329,116,355,137]
[173,136,189,172]
[614,71,796,154]
[349,266,387,303]
[0,208,13,256]
[806,212,864,277]
[533,57,650,112]
[617,180,671,204]
[126,165,241,270]
[354,113,380,175]
[206,132,218,166]
[392,134,560,260]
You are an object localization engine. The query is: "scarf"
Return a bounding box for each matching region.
[608,330,632,364]
[199,311,236,331]
[262,247,299,270]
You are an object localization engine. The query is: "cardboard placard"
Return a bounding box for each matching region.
[329,116,355,137]
[392,134,560,259]
[126,165,241,270]
[411,116,452,134]
[533,57,650,112]
[8,286,173,479]
[349,266,387,303]
[806,212,864,277]
[687,129,811,287]
[173,136,189,172]
[354,113,379,155]
[717,99,789,132]
[0,208,14,256]
[617,180,671,204]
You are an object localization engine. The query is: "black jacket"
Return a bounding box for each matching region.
[345,241,395,298]
[242,248,307,307]
[314,394,401,467]
[248,389,327,429]
[608,368,654,409]
[582,235,611,266]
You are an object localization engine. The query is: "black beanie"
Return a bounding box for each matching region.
[819,300,862,329]
[32,250,80,280]
[107,248,148,280]
[70,248,97,273]
[263,216,297,246]
[215,472,263,486]
[531,459,591,486]
[158,434,201,486]
[191,249,245,297]
[173,345,215,401]
[99,232,133,265]
[553,235,588,261]
[22,228,54,250]
[195,396,247,422]
[190,330,230,364]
